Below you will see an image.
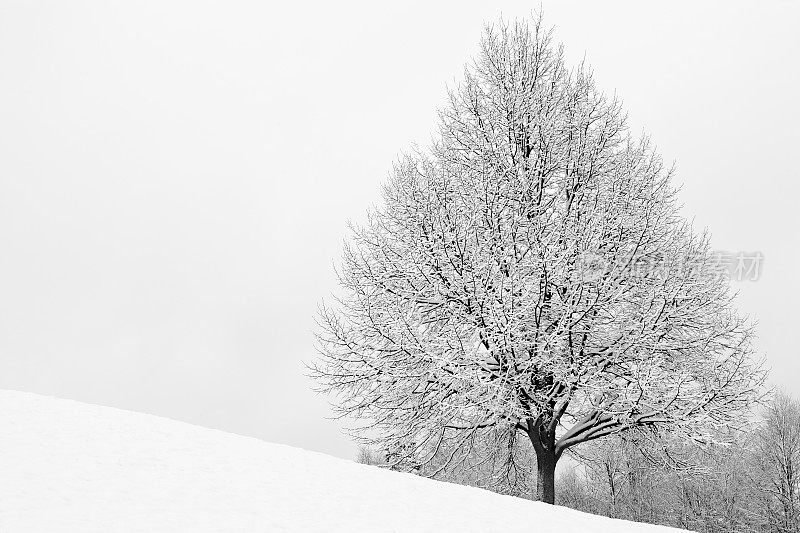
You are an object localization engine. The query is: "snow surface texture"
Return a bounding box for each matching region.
[0,390,688,532]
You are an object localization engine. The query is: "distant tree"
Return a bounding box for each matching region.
[559,400,800,533]
[556,465,594,511]
[312,16,765,504]
[355,446,385,467]
[754,392,800,533]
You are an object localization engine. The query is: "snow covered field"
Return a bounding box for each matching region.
[0,390,687,532]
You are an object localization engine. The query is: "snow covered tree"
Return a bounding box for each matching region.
[569,432,765,532]
[754,392,800,533]
[312,16,765,504]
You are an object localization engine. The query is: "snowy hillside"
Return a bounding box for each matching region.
[0,391,687,532]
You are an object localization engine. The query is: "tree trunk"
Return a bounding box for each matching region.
[536,448,557,504]
[527,417,559,505]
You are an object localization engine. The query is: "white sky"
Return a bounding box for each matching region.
[1,0,798,461]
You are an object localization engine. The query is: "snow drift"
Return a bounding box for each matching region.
[0,390,687,532]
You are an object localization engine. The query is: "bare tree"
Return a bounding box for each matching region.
[755,392,800,533]
[312,16,765,504]
[356,445,387,467]
[562,423,776,532]
[554,395,800,533]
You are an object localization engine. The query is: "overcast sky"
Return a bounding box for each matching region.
[1,0,798,460]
